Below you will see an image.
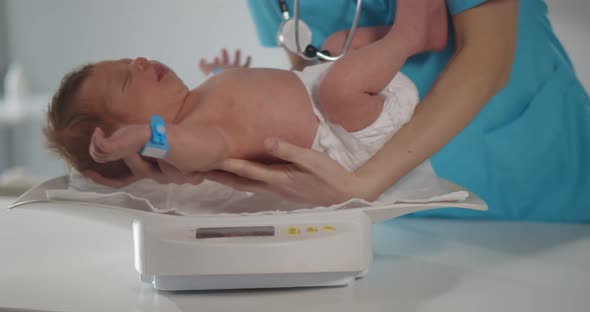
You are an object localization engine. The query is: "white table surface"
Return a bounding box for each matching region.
[1,196,589,312]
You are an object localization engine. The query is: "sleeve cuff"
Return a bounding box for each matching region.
[447,0,488,15]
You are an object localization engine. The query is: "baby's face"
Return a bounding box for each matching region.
[80,57,189,123]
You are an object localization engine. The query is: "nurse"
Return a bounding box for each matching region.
[208,0,590,222]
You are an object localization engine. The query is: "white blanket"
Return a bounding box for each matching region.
[46,161,468,216]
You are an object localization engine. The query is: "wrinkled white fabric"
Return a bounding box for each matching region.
[47,161,468,217]
[293,62,419,171]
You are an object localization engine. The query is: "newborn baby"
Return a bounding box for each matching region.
[45,57,418,179]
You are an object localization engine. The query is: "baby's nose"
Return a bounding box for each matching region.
[132,57,149,70]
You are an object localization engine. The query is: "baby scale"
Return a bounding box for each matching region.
[9,176,487,291]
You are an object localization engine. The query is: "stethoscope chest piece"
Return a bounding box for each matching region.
[275,0,363,62]
[277,19,313,58]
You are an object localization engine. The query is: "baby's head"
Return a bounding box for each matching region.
[44,57,189,178]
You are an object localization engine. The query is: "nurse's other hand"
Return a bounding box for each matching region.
[204,138,367,206]
[392,0,448,53]
[199,48,252,76]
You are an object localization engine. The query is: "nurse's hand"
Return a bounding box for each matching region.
[205,138,368,206]
[199,48,252,76]
[321,0,448,58]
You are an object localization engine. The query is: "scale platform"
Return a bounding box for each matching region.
[8,175,487,291]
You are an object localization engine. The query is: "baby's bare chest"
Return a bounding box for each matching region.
[194,70,319,155]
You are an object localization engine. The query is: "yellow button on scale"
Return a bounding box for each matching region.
[306,227,318,233]
[322,225,336,231]
[287,227,300,236]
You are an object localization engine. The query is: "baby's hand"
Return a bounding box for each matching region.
[89,125,150,163]
[199,48,252,76]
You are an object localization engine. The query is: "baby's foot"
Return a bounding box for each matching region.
[389,0,449,54]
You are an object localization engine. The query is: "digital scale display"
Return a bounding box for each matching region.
[196,226,275,239]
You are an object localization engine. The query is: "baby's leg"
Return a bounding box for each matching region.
[317,0,447,132]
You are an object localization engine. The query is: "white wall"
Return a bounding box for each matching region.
[0,0,8,90]
[4,0,289,95]
[0,1,8,171]
[2,0,588,95]
[546,0,590,91]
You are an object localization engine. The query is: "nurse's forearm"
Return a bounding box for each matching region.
[354,0,518,201]
[318,0,448,99]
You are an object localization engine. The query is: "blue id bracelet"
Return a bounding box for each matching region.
[140,115,170,159]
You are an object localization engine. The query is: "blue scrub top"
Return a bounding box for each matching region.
[247,0,590,222]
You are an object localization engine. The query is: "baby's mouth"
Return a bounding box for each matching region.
[155,63,168,81]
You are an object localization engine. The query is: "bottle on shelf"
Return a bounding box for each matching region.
[2,62,28,119]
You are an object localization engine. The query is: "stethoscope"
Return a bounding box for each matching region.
[276,0,363,62]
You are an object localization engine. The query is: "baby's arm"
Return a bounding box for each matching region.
[90,123,229,174]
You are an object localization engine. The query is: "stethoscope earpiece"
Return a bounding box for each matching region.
[303,45,333,59]
[304,45,318,58]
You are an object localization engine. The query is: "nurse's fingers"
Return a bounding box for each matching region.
[263,138,322,172]
[185,172,205,185]
[218,159,282,185]
[157,160,189,185]
[83,170,139,188]
[124,154,169,184]
[204,170,270,194]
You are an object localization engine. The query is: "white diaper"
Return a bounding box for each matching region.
[293,62,419,171]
